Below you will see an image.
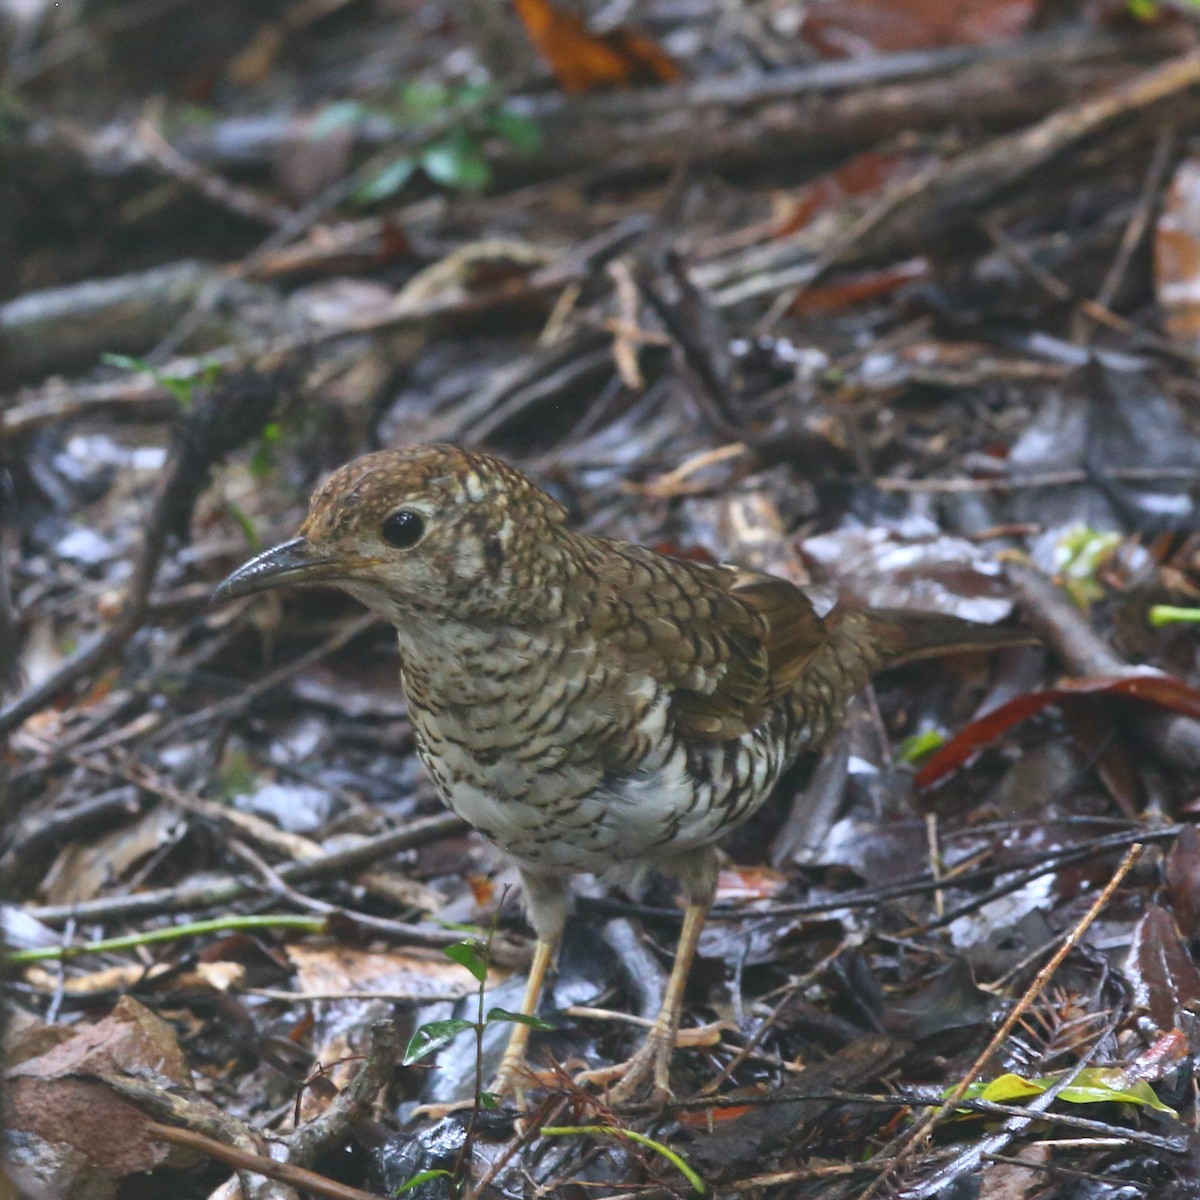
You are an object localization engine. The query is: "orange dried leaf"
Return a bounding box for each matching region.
[468,873,495,907]
[513,0,680,93]
[774,151,907,238]
[678,1103,754,1128]
[790,258,930,315]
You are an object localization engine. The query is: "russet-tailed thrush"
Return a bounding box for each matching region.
[215,444,1030,1103]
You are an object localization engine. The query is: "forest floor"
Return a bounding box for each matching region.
[6,1,1200,1197]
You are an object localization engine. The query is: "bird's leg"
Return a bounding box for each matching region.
[580,850,718,1105]
[491,935,557,1100]
[490,869,568,1103]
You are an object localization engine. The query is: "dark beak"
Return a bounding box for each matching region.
[212,538,345,603]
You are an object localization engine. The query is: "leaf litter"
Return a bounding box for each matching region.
[6,0,1200,1196]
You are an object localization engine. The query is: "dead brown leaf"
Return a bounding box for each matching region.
[513,0,680,92]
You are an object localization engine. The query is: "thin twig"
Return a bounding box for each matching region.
[24,810,468,929]
[1092,123,1176,316]
[858,843,1143,1199]
[147,1123,386,1200]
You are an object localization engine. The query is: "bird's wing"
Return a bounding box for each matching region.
[592,545,828,742]
[726,570,828,701]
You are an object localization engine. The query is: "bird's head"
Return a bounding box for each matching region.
[213,444,571,624]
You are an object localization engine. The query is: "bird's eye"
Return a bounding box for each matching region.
[381,509,425,549]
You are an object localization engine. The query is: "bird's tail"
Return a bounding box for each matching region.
[780,605,1032,755]
[843,606,1037,670]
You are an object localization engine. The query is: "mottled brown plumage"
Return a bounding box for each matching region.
[215,444,1030,1104]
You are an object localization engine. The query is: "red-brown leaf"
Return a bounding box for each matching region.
[915,672,1200,788]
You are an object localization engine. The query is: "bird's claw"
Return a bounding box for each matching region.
[410,1096,477,1120]
[488,1063,532,1109]
[576,1030,674,1106]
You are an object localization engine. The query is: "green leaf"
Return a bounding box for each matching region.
[971,1073,1046,1104]
[479,1091,500,1110]
[393,1168,453,1196]
[898,726,947,765]
[250,422,282,479]
[1053,524,1121,603]
[355,156,417,204]
[959,1069,1177,1117]
[434,920,488,934]
[487,108,541,152]
[401,1017,476,1065]
[1056,1069,1178,1114]
[486,1007,554,1031]
[101,353,196,410]
[1149,605,1200,627]
[401,81,452,118]
[102,352,153,373]
[456,82,492,107]
[310,100,370,139]
[421,135,490,191]
[443,939,488,983]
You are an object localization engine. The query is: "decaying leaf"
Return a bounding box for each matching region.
[513,0,680,92]
[1125,904,1200,1037]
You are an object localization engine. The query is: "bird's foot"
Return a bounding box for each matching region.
[410,1096,476,1121]
[576,1019,731,1105]
[576,1028,674,1106]
[488,1058,545,1109]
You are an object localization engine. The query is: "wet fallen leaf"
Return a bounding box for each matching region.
[802,0,1038,57]
[22,962,173,996]
[677,1103,756,1128]
[286,943,502,999]
[1060,698,1143,818]
[1125,905,1200,1036]
[774,151,913,237]
[513,0,680,92]
[40,805,186,906]
[1165,825,1200,939]
[801,526,1015,624]
[790,258,931,315]
[916,671,1200,787]
[1126,1027,1190,1082]
[978,1143,1050,1200]
[882,959,994,1041]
